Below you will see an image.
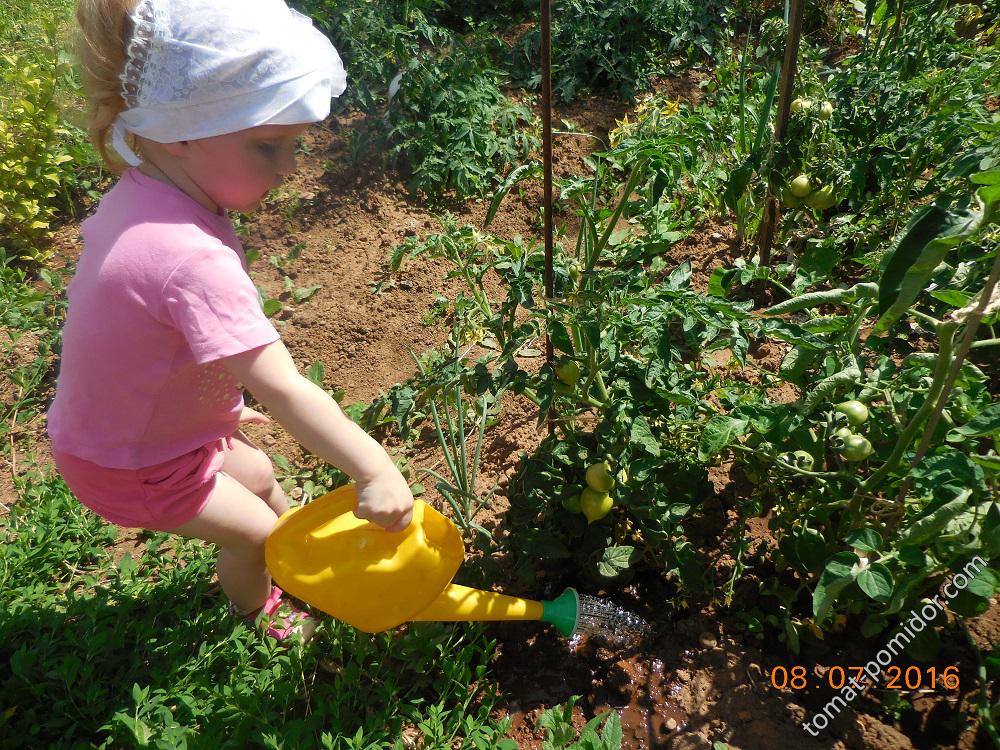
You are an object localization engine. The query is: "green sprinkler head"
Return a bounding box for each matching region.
[540,587,580,637]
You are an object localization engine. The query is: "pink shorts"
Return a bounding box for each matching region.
[52,435,234,530]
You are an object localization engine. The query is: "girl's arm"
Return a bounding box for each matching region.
[220,340,414,531]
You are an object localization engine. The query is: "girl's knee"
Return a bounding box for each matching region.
[231,444,278,501]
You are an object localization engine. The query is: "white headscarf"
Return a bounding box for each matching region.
[112,0,347,166]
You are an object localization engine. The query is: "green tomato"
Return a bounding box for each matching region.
[567,261,582,283]
[839,435,873,462]
[790,98,812,114]
[562,493,582,513]
[789,174,813,198]
[835,400,869,427]
[780,186,802,209]
[819,101,834,120]
[580,487,613,523]
[553,381,576,397]
[805,184,837,210]
[832,426,853,440]
[585,462,616,493]
[554,359,581,386]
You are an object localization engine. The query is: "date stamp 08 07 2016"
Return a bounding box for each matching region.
[769,663,960,693]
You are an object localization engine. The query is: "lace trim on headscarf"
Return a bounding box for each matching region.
[120,0,163,108]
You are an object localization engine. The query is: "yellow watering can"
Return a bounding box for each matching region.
[264,484,580,636]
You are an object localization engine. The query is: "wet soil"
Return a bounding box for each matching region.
[2,75,998,750]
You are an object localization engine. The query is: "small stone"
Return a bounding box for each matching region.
[698,631,718,648]
[669,735,711,750]
[400,725,423,750]
[665,718,678,731]
[710,232,724,240]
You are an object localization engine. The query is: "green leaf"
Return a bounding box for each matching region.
[897,545,927,567]
[549,320,574,356]
[982,504,1000,556]
[779,345,819,384]
[965,567,1000,599]
[707,267,737,298]
[875,203,987,334]
[753,62,780,153]
[724,159,754,215]
[485,162,542,227]
[596,545,636,579]
[856,563,894,602]
[986,645,1000,679]
[798,240,839,281]
[813,552,860,620]
[793,527,828,572]
[600,711,622,749]
[887,570,929,614]
[697,415,748,462]
[896,497,970,546]
[307,360,325,387]
[845,528,882,552]
[947,589,991,617]
[784,618,800,655]
[970,454,1000,471]
[911,454,983,501]
[929,289,972,308]
[970,170,1000,185]
[629,417,661,457]
[801,364,862,414]
[117,552,137,577]
[861,614,889,637]
[953,403,1000,438]
[293,285,321,302]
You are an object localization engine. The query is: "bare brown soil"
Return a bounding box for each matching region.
[2,84,997,750]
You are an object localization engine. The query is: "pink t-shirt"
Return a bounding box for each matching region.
[47,168,279,469]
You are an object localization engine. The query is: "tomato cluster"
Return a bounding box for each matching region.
[779,98,845,212]
[562,461,617,523]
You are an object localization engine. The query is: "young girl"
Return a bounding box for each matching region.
[47,0,414,639]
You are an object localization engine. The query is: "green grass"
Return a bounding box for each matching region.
[1,470,511,749]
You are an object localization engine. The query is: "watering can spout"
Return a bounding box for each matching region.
[264,485,579,636]
[411,584,579,637]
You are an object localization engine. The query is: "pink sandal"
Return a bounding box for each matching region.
[236,585,317,642]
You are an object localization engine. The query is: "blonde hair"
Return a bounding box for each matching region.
[75,0,139,171]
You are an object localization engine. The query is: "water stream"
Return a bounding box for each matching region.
[571,593,653,645]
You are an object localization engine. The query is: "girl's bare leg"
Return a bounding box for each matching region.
[168,472,278,614]
[219,429,290,517]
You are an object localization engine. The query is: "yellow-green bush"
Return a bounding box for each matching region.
[0,50,73,266]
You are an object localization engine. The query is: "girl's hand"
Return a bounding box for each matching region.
[354,466,414,532]
[239,406,271,425]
